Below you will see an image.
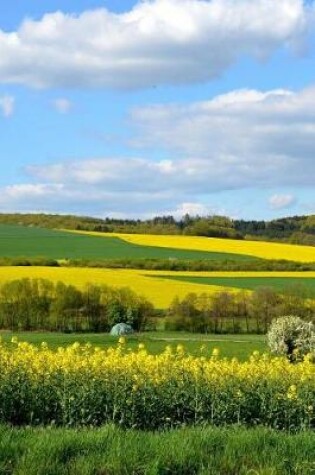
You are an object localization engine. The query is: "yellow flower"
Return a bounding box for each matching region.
[212,348,219,357]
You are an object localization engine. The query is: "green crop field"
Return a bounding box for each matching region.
[0,331,266,360]
[0,224,256,261]
[156,275,315,297]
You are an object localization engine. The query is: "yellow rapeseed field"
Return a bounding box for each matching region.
[70,230,315,262]
[0,267,223,308]
[0,339,314,429]
[0,267,314,308]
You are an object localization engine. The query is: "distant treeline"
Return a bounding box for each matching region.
[0,279,153,333]
[0,256,315,271]
[0,213,314,245]
[0,278,314,334]
[166,288,315,334]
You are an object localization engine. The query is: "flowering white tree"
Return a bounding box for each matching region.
[267,315,315,362]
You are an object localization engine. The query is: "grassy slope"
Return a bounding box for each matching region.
[0,332,267,360]
[76,230,315,262]
[0,224,255,261]
[155,275,315,298]
[0,425,314,475]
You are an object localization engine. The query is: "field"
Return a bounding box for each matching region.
[155,274,315,298]
[0,332,267,360]
[0,224,314,474]
[72,230,315,262]
[0,224,256,261]
[0,339,313,430]
[0,267,314,307]
[1,224,315,263]
[1,425,314,475]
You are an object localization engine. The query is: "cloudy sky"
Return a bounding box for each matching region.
[0,0,314,219]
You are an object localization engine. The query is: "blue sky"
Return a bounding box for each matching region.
[0,0,314,220]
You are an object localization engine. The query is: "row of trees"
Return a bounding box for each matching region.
[1,257,315,272]
[0,279,153,332]
[166,288,315,334]
[1,213,314,245]
[0,278,314,335]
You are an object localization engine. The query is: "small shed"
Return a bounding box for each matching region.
[110,323,134,336]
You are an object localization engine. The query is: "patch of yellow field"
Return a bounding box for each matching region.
[0,267,223,308]
[69,230,315,263]
[0,267,314,308]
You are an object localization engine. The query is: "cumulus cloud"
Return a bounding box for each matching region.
[168,202,226,218]
[1,85,314,217]
[269,193,296,209]
[130,86,315,188]
[0,0,312,89]
[0,95,14,117]
[52,98,72,114]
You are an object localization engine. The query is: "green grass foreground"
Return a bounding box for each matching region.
[0,331,267,360]
[0,425,314,475]
[0,224,255,261]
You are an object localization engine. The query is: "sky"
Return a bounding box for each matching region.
[0,0,314,220]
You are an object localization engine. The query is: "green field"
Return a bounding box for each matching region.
[1,425,314,475]
[0,224,257,261]
[157,275,315,297]
[0,332,266,360]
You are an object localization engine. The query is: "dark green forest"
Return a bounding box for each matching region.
[0,213,314,245]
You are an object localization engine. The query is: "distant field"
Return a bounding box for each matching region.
[0,267,224,307]
[72,230,315,262]
[0,267,314,308]
[154,274,315,298]
[0,224,256,261]
[0,332,267,360]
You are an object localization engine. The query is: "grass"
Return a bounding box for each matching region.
[0,331,267,360]
[0,424,314,474]
[0,224,255,261]
[155,275,315,298]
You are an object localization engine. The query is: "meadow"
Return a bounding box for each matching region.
[0,224,255,261]
[155,274,315,298]
[0,332,267,360]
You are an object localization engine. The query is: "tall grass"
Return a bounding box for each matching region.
[0,425,314,474]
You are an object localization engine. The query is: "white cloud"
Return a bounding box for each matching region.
[269,193,296,209]
[130,86,315,189]
[10,85,313,216]
[0,95,14,117]
[0,0,312,89]
[52,98,72,114]
[169,202,218,218]
[3,184,64,199]
[0,85,314,217]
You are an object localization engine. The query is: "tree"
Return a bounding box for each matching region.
[267,315,315,362]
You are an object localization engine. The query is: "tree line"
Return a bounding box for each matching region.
[0,279,153,333]
[0,278,314,334]
[166,287,315,334]
[1,257,315,272]
[0,213,314,245]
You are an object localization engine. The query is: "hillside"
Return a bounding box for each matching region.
[0,213,314,245]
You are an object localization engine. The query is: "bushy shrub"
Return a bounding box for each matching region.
[267,315,315,361]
